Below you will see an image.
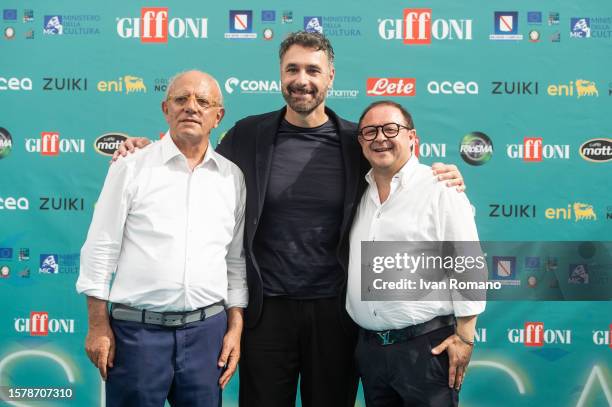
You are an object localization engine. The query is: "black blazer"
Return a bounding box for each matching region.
[216,106,369,330]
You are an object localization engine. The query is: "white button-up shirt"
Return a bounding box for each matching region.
[346,156,485,331]
[77,133,248,312]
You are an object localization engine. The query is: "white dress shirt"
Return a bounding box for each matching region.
[77,133,248,312]
[346,156,485,331]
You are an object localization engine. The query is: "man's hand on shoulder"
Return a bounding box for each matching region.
[432,162,465,192]
[111,137,152,163]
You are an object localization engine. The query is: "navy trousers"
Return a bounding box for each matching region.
[106,311,227,407]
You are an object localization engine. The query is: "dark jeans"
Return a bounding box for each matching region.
[356,325,459,407]
[107,311,227,407]
[239,297,359,407]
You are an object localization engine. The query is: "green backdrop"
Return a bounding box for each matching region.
[1,0,610,406]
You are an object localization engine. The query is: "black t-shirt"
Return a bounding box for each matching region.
[253,119,345,298]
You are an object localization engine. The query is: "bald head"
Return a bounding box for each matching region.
[165,70,224,106]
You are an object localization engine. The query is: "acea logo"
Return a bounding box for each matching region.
[427,80,478,95]
[0,196,29,210]
[508,322,572,346]
[366,78,416,97]
[378,8,472,44]
[25,132,85,155]
[117,8,208,42]
[547,79,599,98]
[224,77,280,94]
[14,312,75,336]
[0,76,32,91]
[506,137,569,161]
[545,202,597,222]
[579,138,612,162]
[459,132,493,166]
[0,127,12,159]
[43,14,101,36]
[97,75,147,94]
[94,133,128,156]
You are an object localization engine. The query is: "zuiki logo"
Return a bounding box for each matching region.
[489,204,536,218]
[506,137,570,161]
[117,8,208,42]
[366,78,416,96]
[592,324,612,348]
[378,9,472,44]
[0,127,12,159]
[508,322,572,346]
[42,77,88,91]
[14,312,75,336]
[0,77,32,91]
[94,133,128,156]
[427,81,478,95]
[39,197,85,211]
[545,203,597,222]
[459,132,493,165]
[25,132,85,155]
[224,77,280,94]
[97,76,147,94]
[547,79,599,98]
[579,138,612,162]
[491,81,539,95]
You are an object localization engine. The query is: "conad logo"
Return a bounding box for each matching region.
[579,138,612,163]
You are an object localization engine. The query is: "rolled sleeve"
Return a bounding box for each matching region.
[226,173,248,308]
[76,159,132,300]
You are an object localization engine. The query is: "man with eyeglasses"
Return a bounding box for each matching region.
[77,70,247,406]
[112,32,467,406]
[346,100,485,407]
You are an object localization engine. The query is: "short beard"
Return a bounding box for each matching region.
[282,85,327,115]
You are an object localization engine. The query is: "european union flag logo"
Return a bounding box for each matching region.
[3,9,17,20]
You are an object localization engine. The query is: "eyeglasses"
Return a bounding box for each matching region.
[167,94,222,110]
[358,123,412,141]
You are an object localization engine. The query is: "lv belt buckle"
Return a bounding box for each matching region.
[162,313,186,327]
[376,330,395,346]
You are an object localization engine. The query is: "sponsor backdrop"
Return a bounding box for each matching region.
[1,0,611,406]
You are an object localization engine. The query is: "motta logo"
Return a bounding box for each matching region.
[579,138,612,163]
[506,137,570,161]
[116,7,208,42]
[14,312,75,336]
[592,324,612,348]
[378,8,472,44]
[25,132,85,155]
[366,78,415,96]
[545,202,597,222]
[508,322,572,346]
[547,79,599,98]
[97,76,147,94]
[94,133,128,156]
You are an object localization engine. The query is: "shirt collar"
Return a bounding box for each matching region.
[364,155,420,188]
[160,131,220,169]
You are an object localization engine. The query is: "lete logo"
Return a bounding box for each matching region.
[366,78,415,96]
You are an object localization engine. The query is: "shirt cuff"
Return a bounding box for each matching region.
[453,301,486,317]
[226,288,248,309]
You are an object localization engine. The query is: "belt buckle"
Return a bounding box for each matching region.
[162,312,186,327]
[376,330,395,346]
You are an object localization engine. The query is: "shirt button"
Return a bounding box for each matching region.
[373,310,377,316]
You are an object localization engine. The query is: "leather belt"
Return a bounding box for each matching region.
[363,315,455,346]
[110,302,225,328]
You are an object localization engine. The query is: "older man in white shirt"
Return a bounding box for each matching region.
[346,101,485,407]
[77,70,247,406]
